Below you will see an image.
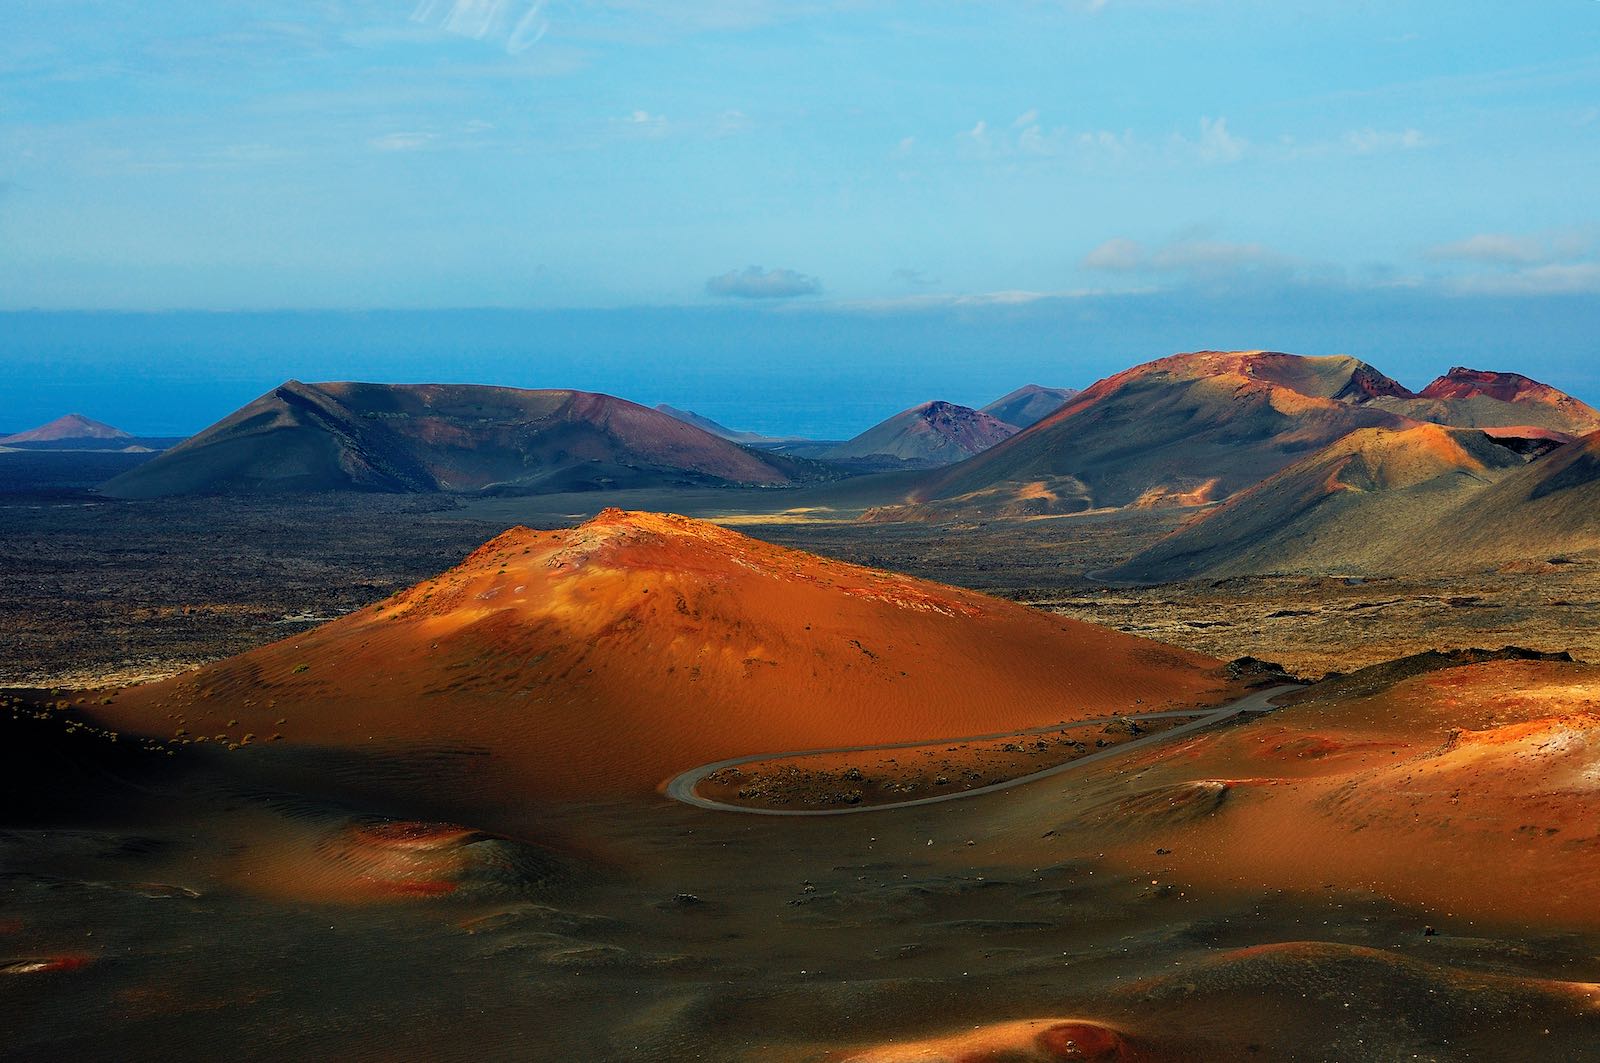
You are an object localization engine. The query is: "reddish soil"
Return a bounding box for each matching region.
[89,510,1238,801]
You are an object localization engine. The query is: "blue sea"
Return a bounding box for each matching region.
[4,290,1599,440]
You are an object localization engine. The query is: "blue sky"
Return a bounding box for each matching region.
[5,0,1599,308]
[2,3,1598,434]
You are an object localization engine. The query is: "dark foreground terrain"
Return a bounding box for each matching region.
[4,464,1600,1060]
[7,665,1600,1062]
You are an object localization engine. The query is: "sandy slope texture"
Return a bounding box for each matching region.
[90,510,1236,801]
[1086,652,1600,926]
[979,385,1080,429]
[900,351,1599,520]
[907,351,1419,517]
[1109,424,1532,581]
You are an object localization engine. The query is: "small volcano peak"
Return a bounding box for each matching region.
[583,508,705,534]
[0,413,132,444]
[1420,367,1553,401]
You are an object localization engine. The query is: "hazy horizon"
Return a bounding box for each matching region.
[7,289,1600,438]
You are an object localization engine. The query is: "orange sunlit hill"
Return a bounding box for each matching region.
[1092,652,1600,926]
[91,510,1238,800]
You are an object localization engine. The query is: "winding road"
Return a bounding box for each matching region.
[663,683,1302,816]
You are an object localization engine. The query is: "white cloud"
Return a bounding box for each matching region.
[1450,263,1600,295]
[1074,129,1134,157]
[1082,233,1306,287]
[368,131,437,151]
[1150,238,1284,272]
[410,0,549,55]
[1342,127,1426,154]
[956,112,1132,161]
[825,287,1137,313]
[1428,233,1547,265]
[1275,127,1432,160]
[706,265,821,299]
[960,114,1250,165]
[1427,230,1594,266]
[956,115,1428,167]
[1081,237,1144,272]
[1190,116,1246,163]
[612,109,669,138]
[1428,228,1600,294]
[714,109,752,137]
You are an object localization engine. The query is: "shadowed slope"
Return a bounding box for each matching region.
[102,382,805,498]
[824,401,1018,467]
[653,404,773,443]
[909,351,1418,515]
[980,385,1080,429]
[91,510,1234,800]
[889,352,1599,521]
[1110,424,1531,581]
[1393,427,1600,566]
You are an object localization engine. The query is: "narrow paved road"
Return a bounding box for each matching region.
[663,684,1301,816]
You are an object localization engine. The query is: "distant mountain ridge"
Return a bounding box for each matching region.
[2,413,130,444]
[979,384,1079,428]
[1110,422,1600,581]
[1107,424,1535,580]
[822,400,1018,468]
[653,404,773,444]
[895,351,1600,519]
[102,381,814,498]
[0,413,181,454]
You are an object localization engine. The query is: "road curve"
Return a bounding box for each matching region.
[663,683,1302,816]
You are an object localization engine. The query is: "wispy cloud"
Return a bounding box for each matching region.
[410,0,550,55]
[706,266,821,299]
[956,111,1134,161]
[1449,262,1600,295]
[1181,115,1246,163]
[1083,234,1298,284]
[823,287,1137,314]
[1341,127,1427,154]
[1427,227,1600,294]
[958,111,1429,169]
[616,109,669,138]
[956,114,1266,167]
[368,131,438,152]
[713,109,752,137]
[1081,237,1144,272]
[1427,230,1594,265]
